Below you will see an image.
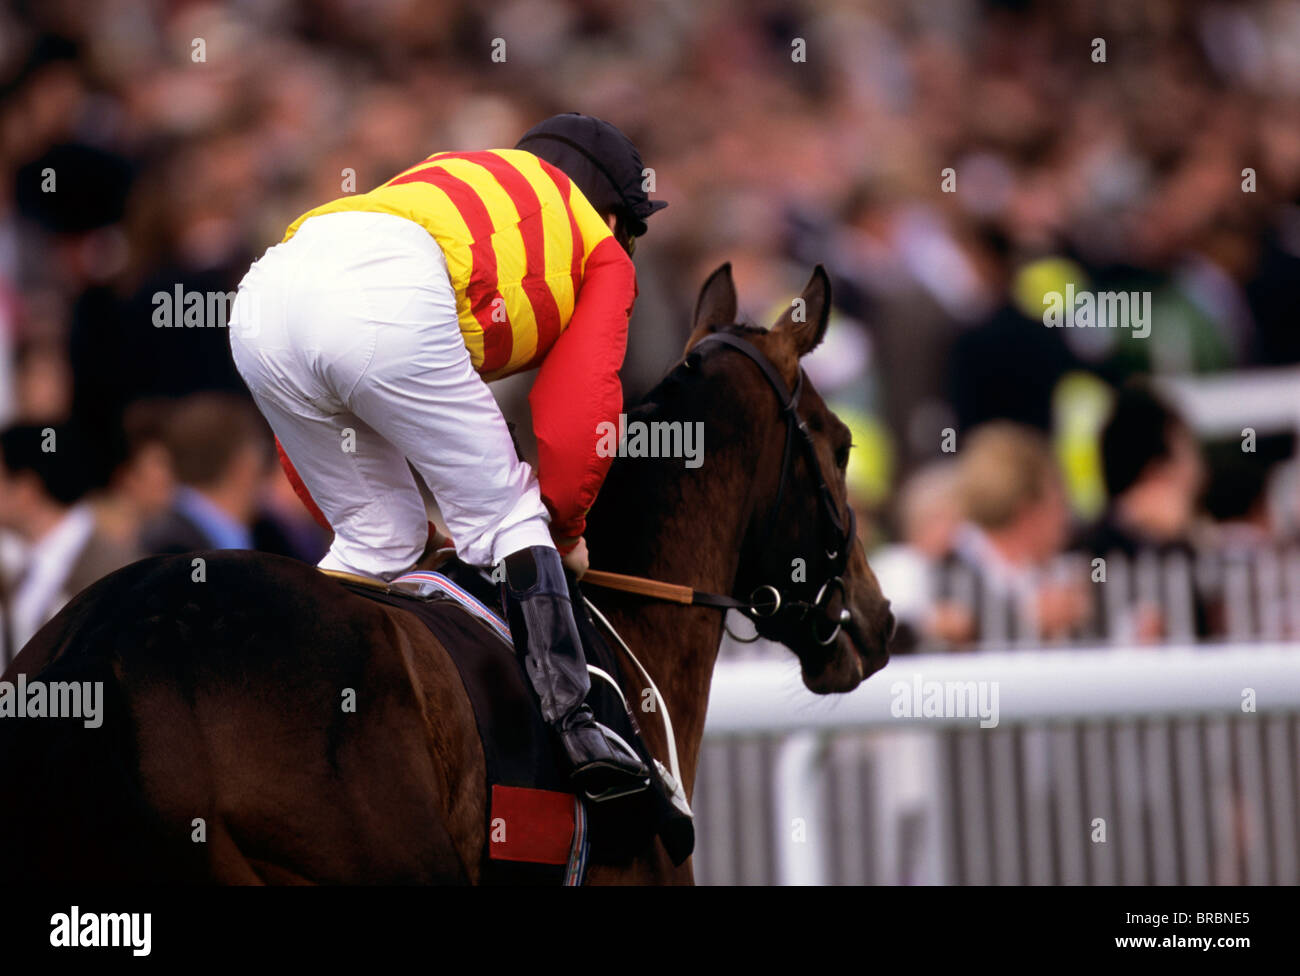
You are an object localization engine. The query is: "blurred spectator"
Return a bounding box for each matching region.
[939,422,1087,646]
[141,393,271,555]
[1075,384,1205,557]
[1071,384,1207,641]
[0,423,136,656]
[869,461,966,652]
[91,398,176,551]
[1200,432,1296,639]
[1202,433,1293,547]
[945,239,1083,434]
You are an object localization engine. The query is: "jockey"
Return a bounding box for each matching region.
[229,114,666,800]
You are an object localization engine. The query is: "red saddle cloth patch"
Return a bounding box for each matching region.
[489,785,576,865]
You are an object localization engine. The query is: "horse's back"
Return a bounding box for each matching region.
[0,551,484,883]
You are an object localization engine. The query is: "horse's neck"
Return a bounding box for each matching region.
[586,430,754,799]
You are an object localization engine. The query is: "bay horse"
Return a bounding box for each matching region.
[0,263,893,884]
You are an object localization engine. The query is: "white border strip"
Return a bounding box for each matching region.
[705,643,1300,734]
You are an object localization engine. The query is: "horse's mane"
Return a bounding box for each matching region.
[587,320,768,567]
[628,320,766,418]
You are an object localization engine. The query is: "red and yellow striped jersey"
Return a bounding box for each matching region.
[278,147,639,544]
[283,148,623,381]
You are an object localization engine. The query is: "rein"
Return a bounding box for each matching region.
[583,331,856,647]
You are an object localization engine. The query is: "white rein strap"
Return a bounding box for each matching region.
[582,595,684,792]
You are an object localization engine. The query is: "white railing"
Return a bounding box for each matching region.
[1154,366,1300,439]
[695,643,1300,885]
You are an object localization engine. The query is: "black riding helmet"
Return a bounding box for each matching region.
[516,113,667,237]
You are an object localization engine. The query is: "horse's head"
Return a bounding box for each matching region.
[681,263,893,692]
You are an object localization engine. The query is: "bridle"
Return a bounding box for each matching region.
[583,330,857,647]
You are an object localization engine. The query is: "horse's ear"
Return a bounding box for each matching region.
[773,265,831,357]
[684,262,738,354]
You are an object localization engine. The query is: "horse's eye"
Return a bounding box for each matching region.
[835,444,851,469]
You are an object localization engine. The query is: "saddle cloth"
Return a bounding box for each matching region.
[331,560,694,884]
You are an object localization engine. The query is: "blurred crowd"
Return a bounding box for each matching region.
[871,383,1300,652]
[3,0,1300,654]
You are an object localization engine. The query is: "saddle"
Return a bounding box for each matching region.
[329,559,693,885]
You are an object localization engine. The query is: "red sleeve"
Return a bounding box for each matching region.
[529,235,636,542]
[276,438,330,530]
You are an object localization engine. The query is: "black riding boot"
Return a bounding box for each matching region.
[501,546,649,802]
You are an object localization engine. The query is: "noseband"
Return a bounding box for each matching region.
[584,331,857,647]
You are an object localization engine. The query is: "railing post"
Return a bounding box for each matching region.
[773,731,826,886]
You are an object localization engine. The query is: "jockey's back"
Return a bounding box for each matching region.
[283,148,628,381]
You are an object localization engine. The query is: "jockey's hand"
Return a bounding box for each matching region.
[555,535,589,579]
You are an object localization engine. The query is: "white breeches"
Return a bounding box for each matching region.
[229,211,553,579]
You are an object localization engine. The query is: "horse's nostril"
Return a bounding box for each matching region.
[884,609,897,644]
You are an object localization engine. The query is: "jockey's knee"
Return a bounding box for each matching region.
[444,514,554,571]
